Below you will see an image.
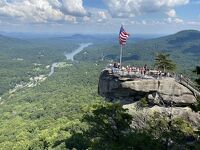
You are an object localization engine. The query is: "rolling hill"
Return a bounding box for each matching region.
[0,34,78,95]
[0,31,199,149]
[0,34,29,49]
[76,30,200,72]
[52,33,148,44]
[138,30,200,54]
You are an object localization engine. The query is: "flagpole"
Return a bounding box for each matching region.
[120,44,123,69]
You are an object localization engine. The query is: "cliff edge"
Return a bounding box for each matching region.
[98,69,200,129]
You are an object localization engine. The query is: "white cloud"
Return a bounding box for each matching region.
[0,0,6,7]
[103,0,189,18]
[48,0,61,8]
[97,11,108,22]
[85,8,111,23]
[165,17,183,23]
[98,11,107,20]
[83,16,90,22]
[174,18,183,23]
[165,8,184,24]
[61,0,87,17]
[166,9,176,17]
[64,15,77,23]
[166,17,172,23]
[0,0,88,23]
[130,20,140,25]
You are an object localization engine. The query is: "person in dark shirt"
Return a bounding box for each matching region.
[144,64,147,75]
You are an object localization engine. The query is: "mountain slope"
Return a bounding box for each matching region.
[136,30,200,54]
[0,34,28,46]
[0,34,78,95]
[76,30,200,72]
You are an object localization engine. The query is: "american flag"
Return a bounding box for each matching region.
[119,26,129,45]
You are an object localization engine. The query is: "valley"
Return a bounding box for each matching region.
[1,0,200,149]
[0,31,199,149]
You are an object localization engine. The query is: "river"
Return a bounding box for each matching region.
[48,43,93,76]
[64,43,93,61]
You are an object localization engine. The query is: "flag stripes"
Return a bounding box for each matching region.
[119,26,129,45]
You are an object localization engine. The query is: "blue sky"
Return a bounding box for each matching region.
[0,0,200,34]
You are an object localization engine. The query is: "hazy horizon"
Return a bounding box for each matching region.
[0,31,168,39]
[2,28,200,39]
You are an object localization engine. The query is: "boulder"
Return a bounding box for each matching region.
[123,103,200,130]
[98,69,197,106]
[98,69,200,129]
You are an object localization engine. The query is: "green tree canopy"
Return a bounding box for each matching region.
[53,103,200,150]
[154,53,176,72]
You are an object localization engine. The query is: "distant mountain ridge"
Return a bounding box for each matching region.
[75,30,200,72]
[56,33,147,43]
[133,30,200,54]
[156,30,200,46]
[0,34,28,47]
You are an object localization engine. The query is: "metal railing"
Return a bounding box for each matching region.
[176,75,200,97]
[107,66,200,97]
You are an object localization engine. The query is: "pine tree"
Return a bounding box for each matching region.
[154,53,176,72]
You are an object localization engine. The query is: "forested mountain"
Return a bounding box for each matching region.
[139,30,200,54]
[76,30,200,73]
[0,30,199,96]
[0,34,25,44]
[0,34,30,50]
[51,33,147,44]
[0,31,200,149]
[0,35,78,95]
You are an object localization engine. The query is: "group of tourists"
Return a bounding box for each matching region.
[108,63,149,75]
[107,62,172,79]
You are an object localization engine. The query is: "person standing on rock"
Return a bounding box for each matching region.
[144,64,147,75]
[180,74,183,82]
[167,72,170,77]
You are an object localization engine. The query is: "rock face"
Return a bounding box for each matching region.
[123,103,200,130]
[98,69,197,106]
[98,69,200,128]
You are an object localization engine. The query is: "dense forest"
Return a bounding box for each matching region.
[0,37,78,95]
[0,62,107,149]
[0,31,200,149]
